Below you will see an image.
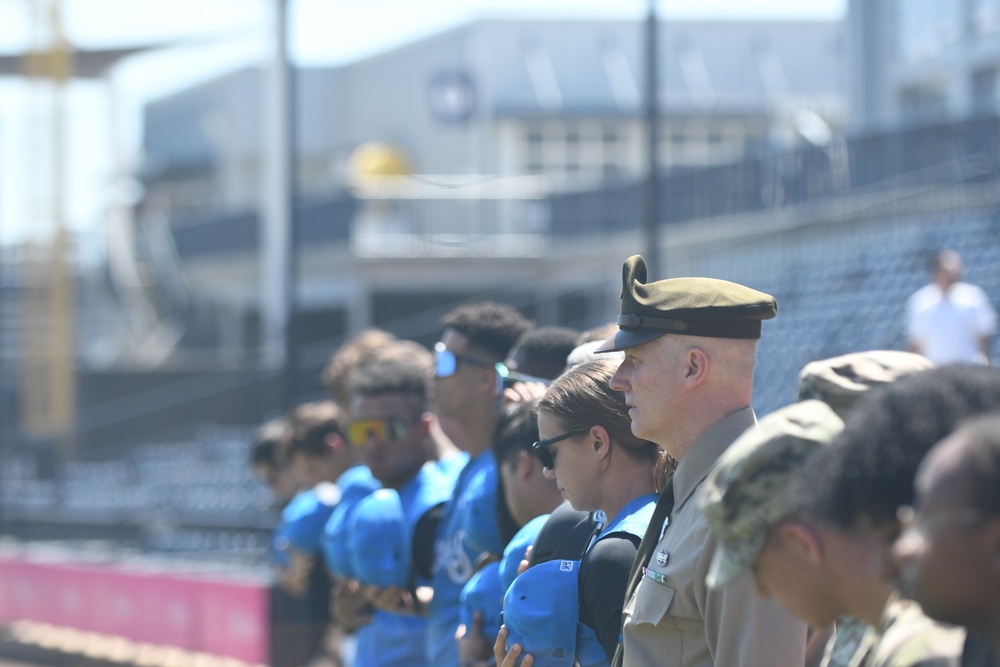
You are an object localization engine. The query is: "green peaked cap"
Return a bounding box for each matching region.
[597,255,778,352]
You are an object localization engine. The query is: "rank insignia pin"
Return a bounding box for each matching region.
[656,550,670,566]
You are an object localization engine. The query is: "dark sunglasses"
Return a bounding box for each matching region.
[500,369,551,388]
[531,428,590,469]
[345,417,411,447]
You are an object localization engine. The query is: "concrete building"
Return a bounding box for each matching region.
[848,0,1000,130]
[126,17,846,374]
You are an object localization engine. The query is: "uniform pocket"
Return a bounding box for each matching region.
[627,577,675,627]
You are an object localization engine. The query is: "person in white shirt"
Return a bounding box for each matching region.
[906,249,997,365]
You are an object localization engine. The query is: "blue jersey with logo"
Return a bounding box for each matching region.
[459,560,504,641]
[592,493,657,544]
[427,450,498,667]
[462,463,504,556]
[354,462,457,667]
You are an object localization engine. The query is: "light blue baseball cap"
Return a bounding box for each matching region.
[504,560,575,667]
[349,488,412,588]
[500,514,549,593]
[338,465,381,505]
[279,483,340,554]
[460,561,504,639]
[503,559,607,667]
[321,469,380,578]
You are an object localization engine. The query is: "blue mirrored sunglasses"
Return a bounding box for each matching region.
[434,342,505,379]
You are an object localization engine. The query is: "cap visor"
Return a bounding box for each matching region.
[594,329,666,353]
[705,542,750,590]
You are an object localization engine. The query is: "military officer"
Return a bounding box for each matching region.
[599,255,806,667]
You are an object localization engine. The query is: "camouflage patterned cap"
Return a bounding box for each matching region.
[796,350,935,420]
[595,255,777,353]
[700,400,844,590]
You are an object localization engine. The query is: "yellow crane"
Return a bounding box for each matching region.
[1,2,221,457]
[19,0,76,457]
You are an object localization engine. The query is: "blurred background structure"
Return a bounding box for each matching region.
[2,0,1000,664]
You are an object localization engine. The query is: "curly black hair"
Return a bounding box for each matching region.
[440,301,533,362]
[507,326,581,380]
[797,365,1000,529]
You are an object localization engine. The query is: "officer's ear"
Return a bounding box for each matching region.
[684,347,709,388]
[776,520,823,565]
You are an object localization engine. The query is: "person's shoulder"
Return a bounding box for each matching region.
[584,532,640,569]
[529,502,600,565]
[434,450,470,486]
[460,451,495,489]
[874,600,965,667]
[907,283,939,309]
[955,281,995,304]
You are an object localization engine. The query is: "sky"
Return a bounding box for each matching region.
[0,0,846,250]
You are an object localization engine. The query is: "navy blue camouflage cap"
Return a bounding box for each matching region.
[700,400,844,590]
[596,255,777,353]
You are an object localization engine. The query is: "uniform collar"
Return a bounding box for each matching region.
[672,407,757,512]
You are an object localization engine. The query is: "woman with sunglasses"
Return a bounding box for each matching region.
[499,358,670,665]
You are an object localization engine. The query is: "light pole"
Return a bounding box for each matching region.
[643,0,661,278]
[260,0,298,409]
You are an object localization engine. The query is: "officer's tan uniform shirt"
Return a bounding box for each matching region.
[622,408,808,667]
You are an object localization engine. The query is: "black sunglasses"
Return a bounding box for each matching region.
[531,428,590,469]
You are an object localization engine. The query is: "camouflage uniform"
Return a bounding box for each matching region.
[847,594,963,667]
[822,618,872,667]
[796,350,934,667]
[698,401,963,667]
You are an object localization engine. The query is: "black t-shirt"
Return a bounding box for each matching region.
[578,532,641,661]
[412,502,446,580]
